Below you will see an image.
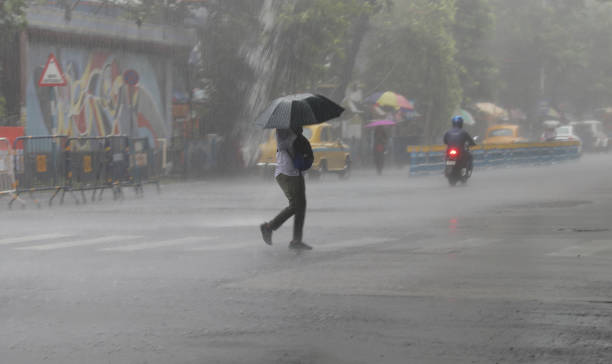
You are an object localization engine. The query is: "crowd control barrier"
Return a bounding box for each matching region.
[11,135,68,207]
[0,138,15,195]
[8,135,162,207]
[407,141,581,176]
[53,137,110,205]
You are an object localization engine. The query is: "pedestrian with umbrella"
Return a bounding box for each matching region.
[256,94,344,250]
[366,120,396,175]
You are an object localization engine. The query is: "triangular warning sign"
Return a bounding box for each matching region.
[38,53,67,87]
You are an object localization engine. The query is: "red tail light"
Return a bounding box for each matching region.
[447,148,459,159]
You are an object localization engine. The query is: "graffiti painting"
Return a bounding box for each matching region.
[27,44,170,146]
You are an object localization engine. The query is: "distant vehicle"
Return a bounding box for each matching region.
[570,121,608,152]
[540,120,560,141]
[554,125,582,153]
[256,123,351,179]
[444,145,473,186]
[482,124,528,144]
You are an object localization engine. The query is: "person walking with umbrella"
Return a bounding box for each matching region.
[256,94,344,250]
[373,126,388,175]
[365,120,395,175]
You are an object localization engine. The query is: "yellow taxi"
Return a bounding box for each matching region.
[482,124,528,144]
[256,123,351,178]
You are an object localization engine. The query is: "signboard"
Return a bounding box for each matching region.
[36,155,47,173]
[38,53,67,87]
[83,155,92,173]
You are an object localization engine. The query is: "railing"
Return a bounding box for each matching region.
[8,135,165,207]
[407,141,582,175]
[0,138,15,196]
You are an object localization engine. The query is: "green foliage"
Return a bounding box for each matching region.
[0,0,26,123]
[491,0,612,116]
[269,0,378,96]
[196,0,264,135]
[362,0,462,141]
[0,97,6,120]
[454,0,497,104]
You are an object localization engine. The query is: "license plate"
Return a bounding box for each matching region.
[446,160,456,166]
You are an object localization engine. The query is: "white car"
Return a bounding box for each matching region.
[554,125,583,154]
[554,125,581,143]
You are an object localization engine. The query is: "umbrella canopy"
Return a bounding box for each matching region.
[365,120,396,128]
[454,109,476,126]
[365,91,414,111]
[254,93,344,129]
[473,102,508,119]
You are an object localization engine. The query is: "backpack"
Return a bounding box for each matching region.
[292,134,314,171]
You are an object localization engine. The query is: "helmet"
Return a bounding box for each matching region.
[452,116,464,128]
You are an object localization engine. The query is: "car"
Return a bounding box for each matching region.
[482,124,528,144]
[554,125,582,152]
[570,120,608,152]
[256,123,351,179]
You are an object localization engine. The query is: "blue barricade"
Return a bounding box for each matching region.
[407,142,581,176]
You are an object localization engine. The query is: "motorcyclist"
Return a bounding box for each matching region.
[443,116,476,173]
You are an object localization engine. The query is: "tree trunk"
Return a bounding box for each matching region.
[331,6,372,102]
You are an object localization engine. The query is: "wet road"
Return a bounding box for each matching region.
[1,155,612,363]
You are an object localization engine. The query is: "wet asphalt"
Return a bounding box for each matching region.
[1,155,612,363]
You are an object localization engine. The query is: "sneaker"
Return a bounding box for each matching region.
[289,241,313,250]
[260,223,272,245]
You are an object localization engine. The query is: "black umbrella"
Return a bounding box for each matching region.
[254,93,344,129]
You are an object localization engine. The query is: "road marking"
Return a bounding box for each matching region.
[549,240,612,257]
[0,233,73,246]
[317,237,393,251]
[16,236,142,251]
[101,236,216,252]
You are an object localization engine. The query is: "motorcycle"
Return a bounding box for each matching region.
[444,145,473,186]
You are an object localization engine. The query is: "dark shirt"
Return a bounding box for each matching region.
[443,127,476,150]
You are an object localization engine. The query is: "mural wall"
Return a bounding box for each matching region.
[26,42,171,146]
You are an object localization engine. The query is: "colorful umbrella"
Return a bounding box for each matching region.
[365,91,414,111]
[454,109,476,126]
[472,102,508,120]
[365,120,396,128]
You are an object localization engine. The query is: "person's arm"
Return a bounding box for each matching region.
[465,131,476,146]
[443,131,449,145]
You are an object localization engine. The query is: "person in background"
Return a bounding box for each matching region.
[259,126,312,250]
[373,126,387,175]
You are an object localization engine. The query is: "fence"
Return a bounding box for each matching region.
[407,141,582,176]
[8,135,164,207]
[0,138,15,195]
[11,136,68,207]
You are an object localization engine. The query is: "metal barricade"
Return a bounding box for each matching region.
[106,135,130,200]
[10,135,68,207]
[129,137,162,196]
[56,137,110,204]
[0,138,15,195]
[407,141,582,176]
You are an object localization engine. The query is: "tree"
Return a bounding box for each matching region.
[361,0,462,142]
[0,0,27,123]
[454,0,497,104]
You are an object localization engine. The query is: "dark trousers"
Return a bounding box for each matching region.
[269,174,306,242]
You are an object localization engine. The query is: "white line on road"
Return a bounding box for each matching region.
[548,240,612,257]
[16,236,143,251]
[101,236,216,252]
[0,233,73,246]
